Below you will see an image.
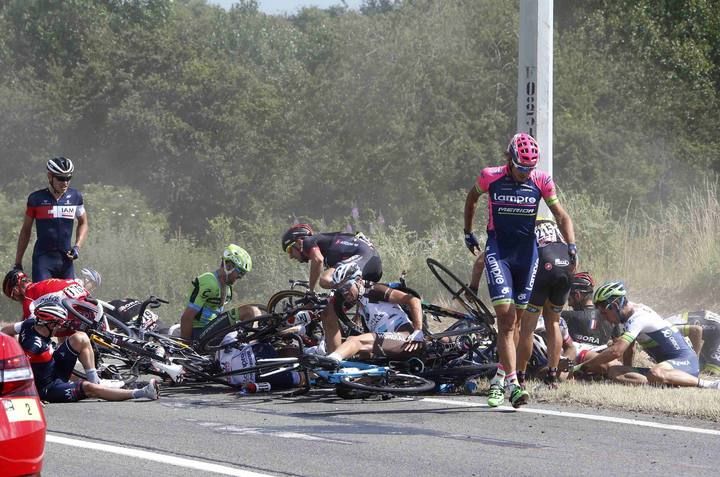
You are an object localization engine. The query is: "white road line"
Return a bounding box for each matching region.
[46,434,275,477]
[421,397,720,436]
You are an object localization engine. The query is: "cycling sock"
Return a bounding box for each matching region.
[490,365,506,386]
[506,372,519,387]
[85,368,100,384]
[131,388,146,399]
[698,378,720,389]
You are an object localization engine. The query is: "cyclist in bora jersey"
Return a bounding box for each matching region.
[14,157,89,281]
[282,223,382,292]
[575,281,720,389]
[463,132,576,408]
[179,244,259,342]
[516,217,574,390]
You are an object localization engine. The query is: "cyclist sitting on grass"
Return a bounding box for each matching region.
[319,263,425,363]
[574,281,720,389]
[1,302,159,402]
[179,244,260,342]
[282,223,383,292]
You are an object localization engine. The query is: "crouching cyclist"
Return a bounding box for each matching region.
[318,263,425,365]
[575,281,720,389]
[0,302,159,402]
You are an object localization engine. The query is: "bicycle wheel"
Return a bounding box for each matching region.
[267,290,306,314]
[426,258,495,325]
[339,371,435,394]
[196,314,282,354]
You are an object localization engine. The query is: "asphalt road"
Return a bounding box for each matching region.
[42,383,720,477]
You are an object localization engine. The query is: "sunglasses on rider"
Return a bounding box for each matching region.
[511,159,534,175]
[53,175,72,182]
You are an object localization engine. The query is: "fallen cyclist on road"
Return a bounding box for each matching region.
[573,281,720,390]
[318,263,425,367]
[1,302,159,403]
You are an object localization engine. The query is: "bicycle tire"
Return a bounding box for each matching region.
[426,258,495,325]
[196,314,282,354]
[339,372,435,394]
[267,289,306,314]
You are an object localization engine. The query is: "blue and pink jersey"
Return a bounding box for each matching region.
[475,165,558,242]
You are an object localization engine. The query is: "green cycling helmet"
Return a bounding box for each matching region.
[593,281,627,305]
[223,244,252,273]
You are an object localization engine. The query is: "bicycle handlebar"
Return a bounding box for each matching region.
[134,295,168,328]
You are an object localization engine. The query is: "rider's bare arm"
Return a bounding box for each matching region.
[464,184,482,232]
[306,248,324,291]
[582,337,631,370]
[548,202,576,245]
[15,214,34,266]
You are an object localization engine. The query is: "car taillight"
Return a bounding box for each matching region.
[0,352,37,396]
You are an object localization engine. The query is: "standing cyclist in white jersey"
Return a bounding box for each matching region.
[575,281,720,389]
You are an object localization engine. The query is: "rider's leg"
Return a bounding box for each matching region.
[516,305,541,374]
[320,306,342,353]
[330,333,375,360]
[542,305,563,372]
[607,365,649,385]
[647,362,701,387]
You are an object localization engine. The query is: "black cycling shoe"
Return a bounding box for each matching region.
[302,354,340,370]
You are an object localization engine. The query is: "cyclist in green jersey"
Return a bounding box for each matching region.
[179,245,258,341]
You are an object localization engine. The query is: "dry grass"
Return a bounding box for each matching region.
[467,377,720,422]
[531,380,720,422]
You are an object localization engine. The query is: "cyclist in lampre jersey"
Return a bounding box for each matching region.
[516,217,574,389]
[463,132,576,408]
[14,157,89,281]
[179,244,259,342]
[575,281,720,389]
[319,263,424,361]
[282,223,382,292]
[1,302,159,402]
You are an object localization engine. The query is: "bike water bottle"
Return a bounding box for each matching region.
[463,377,481,395]
[437,383,455,393]
[240,382,271,394]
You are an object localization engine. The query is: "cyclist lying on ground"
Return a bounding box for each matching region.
[574,281,720,390]
[320,263,425,364]
[179,244,261,342]
[3,268,89,320]
[282,223,382,292]
[0,302,159,402]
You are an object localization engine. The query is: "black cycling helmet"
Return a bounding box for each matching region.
[47,156,74,176]
[281,223,313,252]
[570,272,594,294]
[3,269,28,298]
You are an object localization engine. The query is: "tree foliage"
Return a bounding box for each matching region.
[0,0,718,241]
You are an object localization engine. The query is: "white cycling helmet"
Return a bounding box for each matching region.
[47,156,75,176]
[331,262,362,287]
[80,267,102,291]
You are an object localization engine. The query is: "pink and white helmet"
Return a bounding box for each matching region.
[507,133,539,168]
